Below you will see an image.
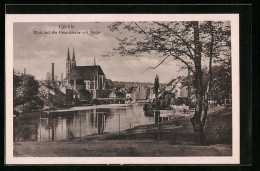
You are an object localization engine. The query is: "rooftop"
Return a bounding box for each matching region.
[166,79,176,86]
[66,65,105,80]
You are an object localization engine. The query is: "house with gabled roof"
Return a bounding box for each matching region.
[165,79,176,91]
[165,76,183,91]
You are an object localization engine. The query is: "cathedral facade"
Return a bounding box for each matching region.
[64,47,107,99]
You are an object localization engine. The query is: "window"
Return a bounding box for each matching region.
[85,80,90,90]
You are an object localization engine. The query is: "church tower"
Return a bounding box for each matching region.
[66,47,71,78]
[71,48,76,70]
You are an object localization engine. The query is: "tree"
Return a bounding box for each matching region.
[45,72,52,86]
[105,79,114,89]
[154,75,159,97]
[13,72,44,114]
[44,72,60,89]
[210,63,231,104]
[184,63,231,105]
[109,21,231,145]
[200,21,231,127]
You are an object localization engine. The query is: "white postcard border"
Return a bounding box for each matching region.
[5,14,240,165]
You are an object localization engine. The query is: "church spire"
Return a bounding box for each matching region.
[72,48,75,61]
[66,47,71,78]
[67,47,70,60]
[71,48,76,69]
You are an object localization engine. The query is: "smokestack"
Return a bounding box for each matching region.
[24,68,26,75]
[52,63,54,85]
[61,73,64,86]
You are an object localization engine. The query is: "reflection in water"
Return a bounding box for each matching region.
[14,105,154,142]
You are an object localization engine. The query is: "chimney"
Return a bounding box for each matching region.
[52,63,54,85]
[24,68,26,75]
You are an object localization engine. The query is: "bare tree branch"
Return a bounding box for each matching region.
[169,51,195,74]
[154,22,195,59]
[133,22,147,33]
[146,56,170,69]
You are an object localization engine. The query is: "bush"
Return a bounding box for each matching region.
[13,73,44,114]
[143,103,152,112]
[91,98,100,105]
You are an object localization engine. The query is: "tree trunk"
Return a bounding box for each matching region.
[190,21,205,145]
[202,21,214,127]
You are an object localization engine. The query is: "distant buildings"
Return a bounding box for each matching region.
[132,85,147,102]
[52,47,171,104]
[148,87,156,101]
[165,76,196,102]
[126,87,135,100]
[125,85,156,103]
[165,76,182,91]
[108,90,125,99]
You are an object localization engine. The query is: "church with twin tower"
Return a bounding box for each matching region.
[64,47,107,99]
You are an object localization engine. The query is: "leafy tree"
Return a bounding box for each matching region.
[105,79,114,89]
[184,63,231,105]
[13,72,44,114]
[200,21,231,127]
[210,63,231,104]
[109,21,231,145]
[154,75,159,97]
[40,91,66,109]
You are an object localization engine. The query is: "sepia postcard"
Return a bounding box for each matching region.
[5,14,239,165]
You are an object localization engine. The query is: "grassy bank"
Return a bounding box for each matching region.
[14,106,232,157]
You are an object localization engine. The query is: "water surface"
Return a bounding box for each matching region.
[14,104,154,142]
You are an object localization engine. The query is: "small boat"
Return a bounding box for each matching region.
[144,110,160,116]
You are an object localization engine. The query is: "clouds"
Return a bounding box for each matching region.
[13,22,186,83]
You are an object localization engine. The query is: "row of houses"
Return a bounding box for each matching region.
[123,76,197,104]
[43,48,197,105]
[125,86,153,103]
[164,76,196,103]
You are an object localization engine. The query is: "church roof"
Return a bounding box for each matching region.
[66,65,105,80]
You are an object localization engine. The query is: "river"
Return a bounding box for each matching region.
[14,104,155,142]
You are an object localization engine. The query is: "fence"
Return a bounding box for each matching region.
[14,112,153,142]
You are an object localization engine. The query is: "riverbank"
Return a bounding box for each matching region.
[14,106,232,157]
[14,103,131,118]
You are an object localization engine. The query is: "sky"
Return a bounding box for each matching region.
[13,22,189,83]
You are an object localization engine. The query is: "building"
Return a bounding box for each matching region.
[125,85,148,103]
[165,75,197,105]
[165,76,185,98]
[108,90,125,99]
[148,87,156,100]
[165,79,177,91]
[132,85,147,102]
[172,80,182,98]
[165,76,184,91]
[64,47,107,100]
[126,87,135,100]
[179,86,196,99]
